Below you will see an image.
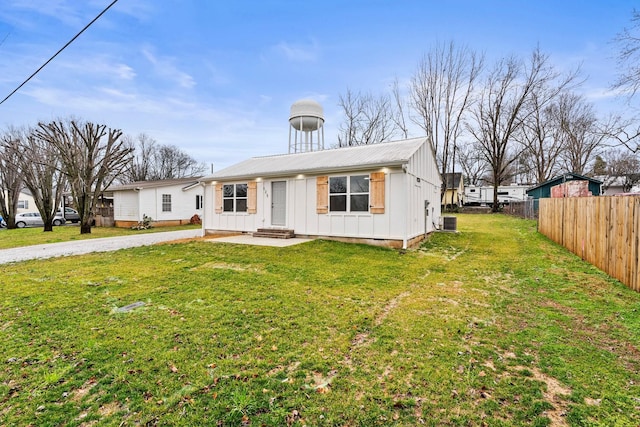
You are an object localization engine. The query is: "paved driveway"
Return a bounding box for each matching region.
[0,229,203,264]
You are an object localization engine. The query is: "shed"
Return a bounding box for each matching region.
[108,177,204,227]
[200,137,442,249]
[526,173,602,200]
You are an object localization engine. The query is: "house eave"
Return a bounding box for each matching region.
[200,161,406,183]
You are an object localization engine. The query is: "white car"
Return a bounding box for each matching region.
[15,212,66,228]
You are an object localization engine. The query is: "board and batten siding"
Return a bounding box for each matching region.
[405,142,442,238]
[205,169,409,240]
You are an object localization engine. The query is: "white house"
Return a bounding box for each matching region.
[17,190,36,213]
[109,177,204,227]
[596,175,640,195]
[200,137,442,249]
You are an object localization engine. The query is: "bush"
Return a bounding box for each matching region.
[131,214,153,230]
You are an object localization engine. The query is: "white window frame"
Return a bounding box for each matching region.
[329,174,370,213]
[162,194,172,212]
[223,183,248,213]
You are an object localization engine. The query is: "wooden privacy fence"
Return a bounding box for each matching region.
[538,196,640,292]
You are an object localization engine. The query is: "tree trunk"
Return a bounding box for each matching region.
[44,223,53,232]
[80,222,92,234]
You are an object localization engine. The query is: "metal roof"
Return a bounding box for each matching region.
[108,177,203,192]
[201,137,427,181]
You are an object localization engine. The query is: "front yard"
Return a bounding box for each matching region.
[0,215,638,426]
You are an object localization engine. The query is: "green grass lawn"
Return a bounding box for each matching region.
[0,223,201,249]
[1,214,638,426]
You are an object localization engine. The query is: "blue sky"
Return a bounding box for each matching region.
[0,1,636,170]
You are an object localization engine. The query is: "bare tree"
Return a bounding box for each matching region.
[468,48,576,211]
[391,78,410,139]
[554,93,611,175]
[35,119,133,234]
[16,129,66,231]
[613,9,640,99]
[608,9,640,151]
[457,141,488,186]
[337,89,399,146]
[154,144,206,179]
[121,133,157,182]
[602,148,640,192]
[517,92,566,183]
[119,134,205,183]
[0,128,24,229]
[410,41,483,198]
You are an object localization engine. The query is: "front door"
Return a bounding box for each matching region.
[271,181,286,226]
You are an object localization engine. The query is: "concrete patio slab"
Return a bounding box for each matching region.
[206,234,313,247]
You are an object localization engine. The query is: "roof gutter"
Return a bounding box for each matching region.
[200,161,407,183]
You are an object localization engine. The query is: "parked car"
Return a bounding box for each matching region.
[57,207,81,223]
[0,215,5,228]
[15,212,66,228]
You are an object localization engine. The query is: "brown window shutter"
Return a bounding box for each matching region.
[247,181,257,214]
[317,176,328,214]
[215,183,223,213]
[370,172,385,214]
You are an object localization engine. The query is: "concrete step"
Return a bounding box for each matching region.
[253,229,295,239]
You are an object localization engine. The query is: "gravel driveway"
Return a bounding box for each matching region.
[0,229,203,264]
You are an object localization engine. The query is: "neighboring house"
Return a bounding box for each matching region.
[526,173,602,200]
[108,177,204,227]
[441,172,464,207]
[17,189,36,213]
[596,175,640,195]
[0,189,35,218]
[200,137,443,249]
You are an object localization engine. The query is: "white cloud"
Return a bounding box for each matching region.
[271,39,321,62]
[2,0,84,28]
[142,48,196,89]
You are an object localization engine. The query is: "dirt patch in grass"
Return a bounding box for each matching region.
[97,401,124,416]
[540,299,640,372]
[515,366,571,427]
[70,379,97,402]
[191,261,264,273]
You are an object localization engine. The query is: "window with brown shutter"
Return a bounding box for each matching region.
[317,176,328,214]
[215,183,223,213]
[247,181,257,214]
[370,172,385,214]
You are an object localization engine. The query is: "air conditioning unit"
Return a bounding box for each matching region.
[441,216,457,231]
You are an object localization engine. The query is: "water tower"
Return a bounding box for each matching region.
[288,99,324,153]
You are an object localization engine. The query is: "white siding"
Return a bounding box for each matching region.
[114,184,203,222]
[203,139,442,247]
[114,191,140,221]
[406,142,442,238]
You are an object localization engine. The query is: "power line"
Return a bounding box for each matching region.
[0,0,120,106]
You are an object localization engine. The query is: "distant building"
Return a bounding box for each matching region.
[441,172,464,208]
[108,177,204,227]
[596,175,640,195]
[526,174,602,200]
[16,190,35,213]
